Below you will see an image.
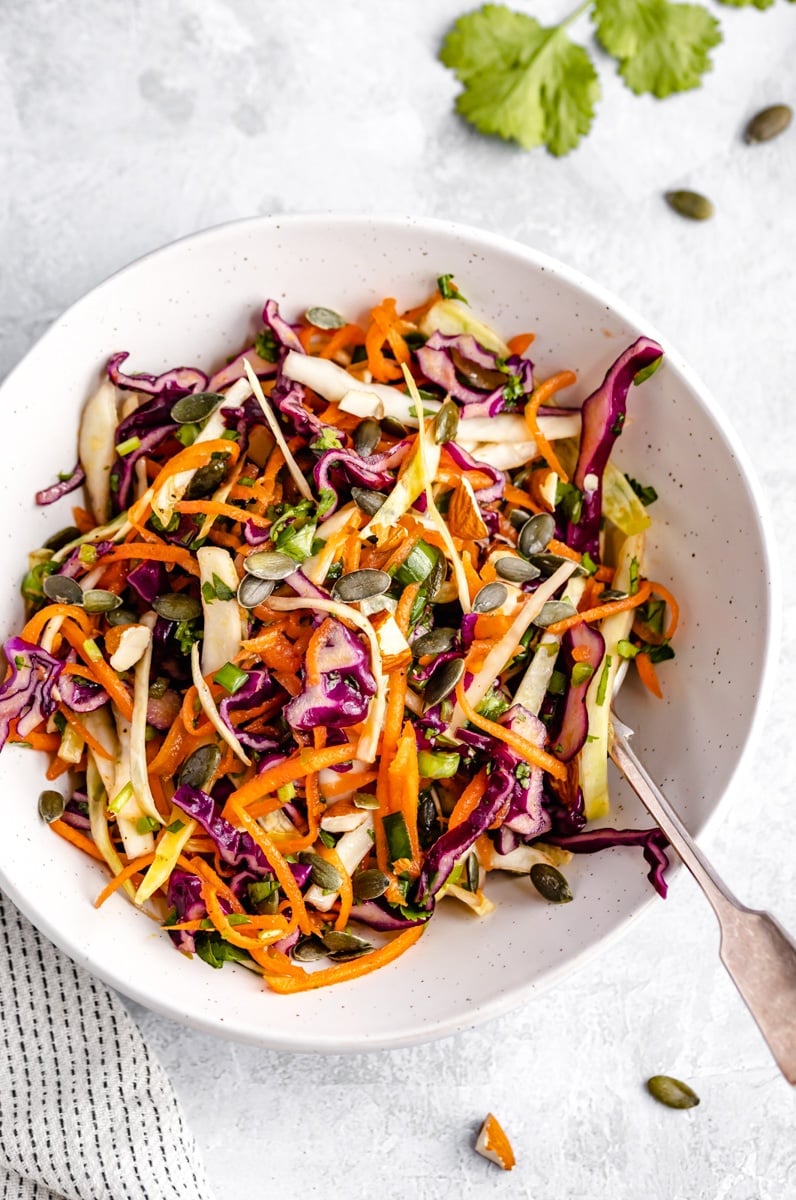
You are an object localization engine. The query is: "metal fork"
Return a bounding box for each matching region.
[610,714,796,1085]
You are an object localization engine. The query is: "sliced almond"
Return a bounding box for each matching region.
[447,475,489,540]
[108,624,151,672]
[475,1113,516,1171]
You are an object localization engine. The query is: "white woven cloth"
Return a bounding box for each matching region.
[0,891,214,1200]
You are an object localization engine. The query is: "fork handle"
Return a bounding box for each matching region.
[610,724,796,1085]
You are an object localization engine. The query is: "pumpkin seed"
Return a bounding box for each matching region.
[353,418,381,457]
[745,103,792,144]
[472,582,508,613]
[533,600,578,628]
[665,190,714,221]
[244,550,297,581]
[509,508,530,531]
[178,744,222,791]
[351,486,386,516]
[425,554,447,602]
[464,851,480,893]
[352,792,379,810]
[518,513,556,558]
[423,657,465,710]
[299,851,343,892]
[413,627,457,657]
[43,575,84,606]
[293,936,329,963]
[170,392,225,424]
[495,556,541,584]
[433,400,459,445]
[82,589,123,614]
[38,789,65,823]
[380,416,408,439]
[450,348,506,391]
[237,575,274,609]
[43,526,81,552]
[305,306,347,330]
[530,552,588,578]
[646,1075,700,1110]
[153,592,202,622]
[418,792,440,850]
[331,568,391,603]
[323,930,372,959]
[352,868,390,901]
[107,606,138,627]
[184,457,229,499]
[530,862,573,903]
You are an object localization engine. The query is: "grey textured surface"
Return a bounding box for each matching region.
[3,2,796,1197]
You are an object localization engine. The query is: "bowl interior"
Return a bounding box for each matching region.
[0,216,776,1050]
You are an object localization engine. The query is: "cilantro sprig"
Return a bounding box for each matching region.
[440,0,773,155]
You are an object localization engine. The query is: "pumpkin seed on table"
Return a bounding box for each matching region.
[529,862,573,903]
[170,392,225,424]
[646,1075,700,1110]
[665,190,714,221]
[533,599,577,628]
[413,627,457,657]
[495,556,541,584]
[331,568,391,603]
[305,306,347,330]
[244,550,297,581]
[42,575,84,606]
[518,512,556,559]
[38,789,65,823]
[351,486,386,516]
[423,656,465,709]
[178,743,222,790]
[433,400,459,445]
[353,418,381,457]
[352,868,391,901]
[744,104,792,144]
[153,592,202,622]
[472,581,508,613]
[237,575,275,609]
[83,589,123,614]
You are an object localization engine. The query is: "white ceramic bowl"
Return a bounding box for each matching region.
[0,215,778,1051]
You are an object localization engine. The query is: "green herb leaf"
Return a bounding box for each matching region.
[556,480,583,525]
[440,3,600,156]
[166,819,186,834]
[174,619,202,654]
[254,330,279,363]
[646,641,676,664]
[437,274,468,303]
[310,428,344,452]
[211,572,236,601]
[629,556,640,596]
[195,932,251,970]
[625,475,659,507]
[593,0,721,98]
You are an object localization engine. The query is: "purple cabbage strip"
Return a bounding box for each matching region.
[284,568,329,601]
[443,442,505,503]
[0,638,63,751]
[127,560,164,605]
[416,333,533,412]
[35,463,86,507]
[549,623,605,763]
[565,337,663,556]
[172,784,273,876]
[243,519,271,546]
[545,826,670,899]
[284,618,375,732]
[262,299,305,356]
[218,668,283,752]
[106,352,208,397]
[58,669,109,714]
[166,869,218,954]
[348,900,429,931]
[313,448,397,517]
[495,706,550,840]
[271,375,327,441]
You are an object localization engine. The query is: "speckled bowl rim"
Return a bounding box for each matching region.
[0,214,781,1052]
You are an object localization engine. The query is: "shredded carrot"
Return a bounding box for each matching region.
[50,819,106,862]
[72,506,96,534]
[455,680,566,781]
[21,603,92,645]
[222,743,354,818]
[395,584,420,639]
[94,853,157,908]
[175,499,269,528]
[649,581,680,640]
[60,619,134,721]
[365,298,412,383]
[635,652,664,699]
[503,483,541,511]
[318,323,365,360]
[314,844,353,932]
[129,439,240,525]
[544,579,653,637]
[523,370,577,482]
[473,613,512,641]
[388,722,420,868]
[546,538,582,563]
[227,798,312,935]
[321,769,377,800]
[506,332,535,355]
[264,924,426,993]
[448,768,489,831]
[97,542,200,577]
[7,728,61,752]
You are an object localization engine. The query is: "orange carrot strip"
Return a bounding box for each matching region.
[227,799,312,935]
[264,925,426,993]
[388,722,421,867]
[60,620,134,721]
[21,603,92,645]
[58,706,112,760]
[8,728,61,752]
[97,542,200,577]
[506,332,535,355]
[314,844,353,933]
[448,769,489,831]
[319,323,365,360]
[473,614,512,641]
[394,584,420,640]
[455,680,566,781]
[175,499,269,527]
[546,538,582,563]
[50,819,106,862]
[523,371,577,482]
[94,853,157,908]
[222,743,354,819]
[636,652,664,698]
[649,581,680,640]
[129,439,240,525]
[544,580,653,637]
[321,769,377,799]
[199,880,289,950]
[180,855,245,912]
